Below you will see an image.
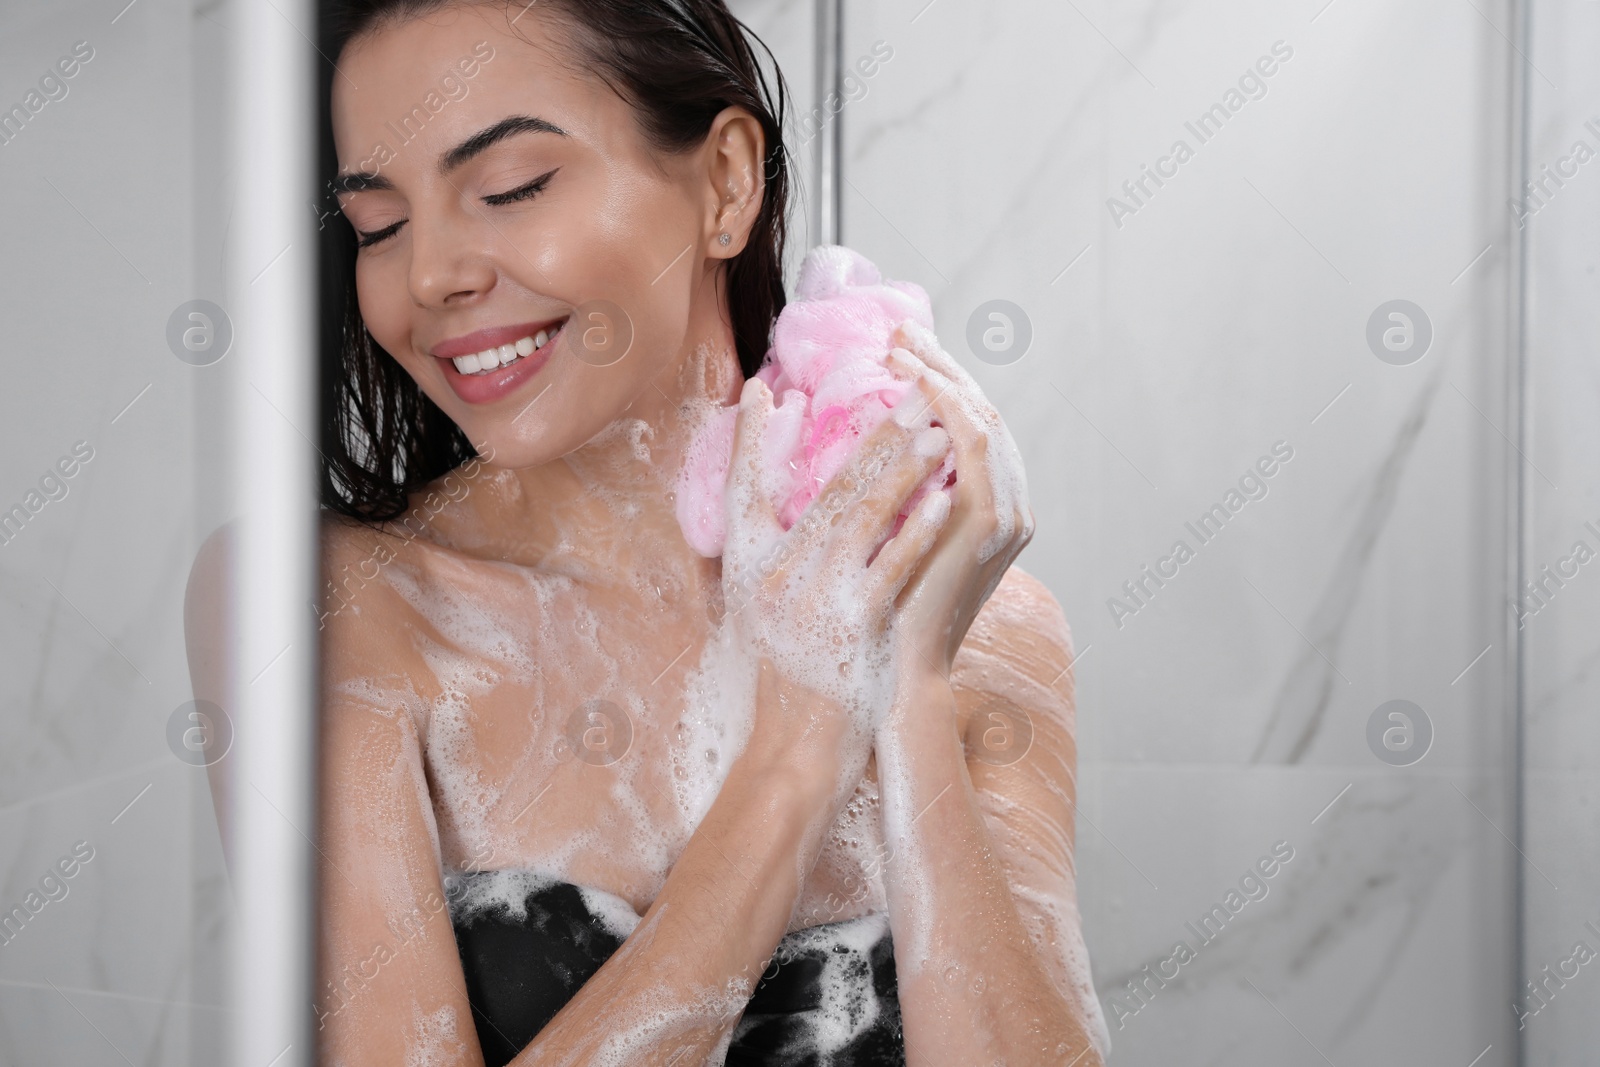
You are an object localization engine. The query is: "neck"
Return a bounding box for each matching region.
[456,286,745,581]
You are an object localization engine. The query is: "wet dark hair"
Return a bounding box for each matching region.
[316,0,793,522]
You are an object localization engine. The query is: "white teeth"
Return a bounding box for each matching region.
[448,323,565,375]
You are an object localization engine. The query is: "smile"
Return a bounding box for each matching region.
[432,316,570,404]
[450,322,562,375]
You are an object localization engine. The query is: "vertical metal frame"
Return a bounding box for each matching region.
[1507,0,1533,1062]
[813,0,844,246]
[227,1,320,1064]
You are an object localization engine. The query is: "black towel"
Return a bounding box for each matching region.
[450,875,905,1066]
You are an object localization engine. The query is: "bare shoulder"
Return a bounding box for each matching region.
[318,511,436,729]
[320,508,405,574]
[319,509,424,619]
[951,564,1078,730]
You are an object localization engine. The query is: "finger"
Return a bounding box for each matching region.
[724,377,784,557]
[861,487,952,610]
[890,327,1031,563]
[906,361,1029,564]
[832,423,952,565]
[890,358,986,497]
[884,348,956,420]
[794,384,944,555]
[887,331,1003,477]
[890,318,981,394]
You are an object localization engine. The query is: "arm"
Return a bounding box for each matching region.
[962,575,1108,1057]
[875,321,1105,1065]
[521,666,859,1064]
[876,580,1106,1066]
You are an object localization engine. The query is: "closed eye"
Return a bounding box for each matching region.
[356,220,404,248]
[354,168,560,248]
[483,167,559,207]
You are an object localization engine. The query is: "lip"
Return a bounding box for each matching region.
[430,317,568,359]
[432,317,568,405]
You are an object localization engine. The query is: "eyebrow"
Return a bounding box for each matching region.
[331,115,568,194]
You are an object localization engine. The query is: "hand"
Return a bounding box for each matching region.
[881,319,1035,682]
[718,374,957,759]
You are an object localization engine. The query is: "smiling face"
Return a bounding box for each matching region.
[331,3,762,470]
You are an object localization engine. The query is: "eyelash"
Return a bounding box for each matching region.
[354,168,560,248]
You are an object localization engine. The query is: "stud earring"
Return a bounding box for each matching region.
[718,232,731,246]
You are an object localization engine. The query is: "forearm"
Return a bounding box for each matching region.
[516,733,849,1065]
[876,673,1102,1067]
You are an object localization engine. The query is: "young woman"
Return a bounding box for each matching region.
[192,1,1109,1063]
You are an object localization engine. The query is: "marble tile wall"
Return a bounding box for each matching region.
[830,0,1532,1062]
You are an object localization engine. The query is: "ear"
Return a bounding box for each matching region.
[701,105,766,259]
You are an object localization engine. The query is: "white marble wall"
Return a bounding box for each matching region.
[833,0,1530,1062]
[1521,2,1600,1063]
[0,0,232,1063]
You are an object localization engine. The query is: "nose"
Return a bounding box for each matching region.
[406,205,497,308]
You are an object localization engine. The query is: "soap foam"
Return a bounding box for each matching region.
[974,786,1111,1058]
[575,882,645,940]
[746,910,891,1057]
[405,1004,466,1067]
